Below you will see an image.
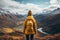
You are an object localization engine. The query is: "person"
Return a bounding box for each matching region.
[23,10,37,40]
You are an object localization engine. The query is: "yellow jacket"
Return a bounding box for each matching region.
[23,16,37,34]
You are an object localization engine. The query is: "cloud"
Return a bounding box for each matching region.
[0,0,44,14]
[0,0,19,8]
[50,0,58,5]
[0,0,60,15]
[50,0,60,7]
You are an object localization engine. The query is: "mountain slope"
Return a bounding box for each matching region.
[0,13,24,28]
[35,8,60,34]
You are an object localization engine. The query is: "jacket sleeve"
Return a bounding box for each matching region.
[22,19,26,33]
[33,19,37,34]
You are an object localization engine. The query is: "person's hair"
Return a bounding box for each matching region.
[27,10,32,16]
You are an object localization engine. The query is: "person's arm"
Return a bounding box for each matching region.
[33,19,37,34]
[34,20,37,34]
[22,19,26,33]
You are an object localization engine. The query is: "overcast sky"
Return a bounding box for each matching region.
[0,0,60,14]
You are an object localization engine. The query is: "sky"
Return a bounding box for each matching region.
[15,0,50,7]
[0,0,60,14]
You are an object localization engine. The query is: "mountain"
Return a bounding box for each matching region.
[0,7,60,34]
[0,13,24,28]
[48,8,60,14]
[34,8,60,34]
[42,14,60,34]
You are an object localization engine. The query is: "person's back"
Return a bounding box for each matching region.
[23,10,37,40]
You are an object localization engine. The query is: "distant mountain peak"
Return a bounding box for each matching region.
[56,8,60,10]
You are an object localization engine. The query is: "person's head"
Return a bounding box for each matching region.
[27,10,32,16]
